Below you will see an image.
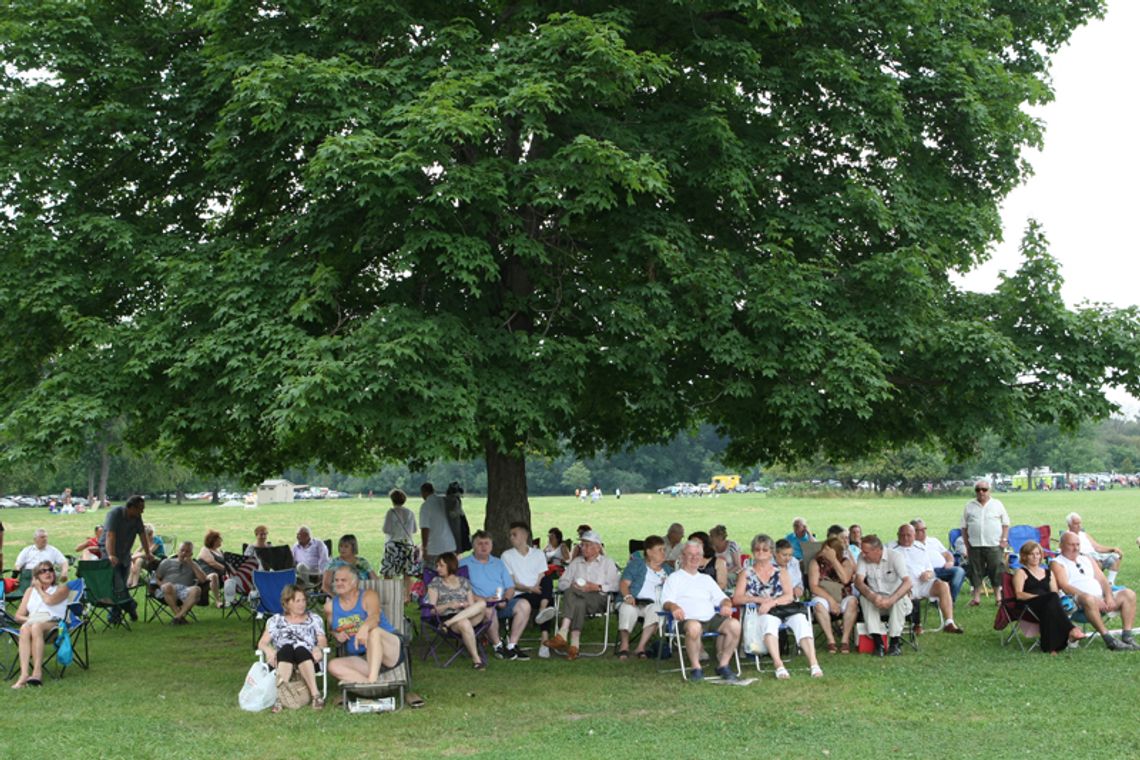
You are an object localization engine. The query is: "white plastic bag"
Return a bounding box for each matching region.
[742,608,765,655]
[239,661,277,712]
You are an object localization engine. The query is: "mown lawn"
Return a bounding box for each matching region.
[2,489,1138,759]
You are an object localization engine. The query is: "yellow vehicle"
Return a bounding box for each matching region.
[709,474,741,492]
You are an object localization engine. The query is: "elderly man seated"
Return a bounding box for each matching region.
[546,530,620,661]
[891,524,963,635]
[292,526,329,588]
[854,534,913,656]
[910,518,966,603]
[1052,531,1138,651]
[154,541,208,625]
[14,528,69,580]
[616,535,672,659]
[785,517,815,561]
[659,540,741,681]
[461,530,532,660]
[1066,513,1124,584]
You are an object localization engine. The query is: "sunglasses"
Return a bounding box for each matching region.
[37,568,56,575]
[975,488,989,492]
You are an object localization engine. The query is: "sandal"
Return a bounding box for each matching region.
[839,642,851,654]
[271,700,283,714]
[473,659,486,670]
[810,665,823,678]
[636,650,649,660]
[774,666,790,680]
[617,649,630,661]
[826,642,838,654]
[311,695,325,710]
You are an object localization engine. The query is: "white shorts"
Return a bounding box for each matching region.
[813,595,856,616]
[156,583,194,602]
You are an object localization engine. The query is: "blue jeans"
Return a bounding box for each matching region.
[934,566,967,602]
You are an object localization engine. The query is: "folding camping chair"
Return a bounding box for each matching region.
[742,601,817,674]
[77,559,135,630]
[338,577,413,712]
[994,572,1041,652]
[1006,525,1043,570]
[2,578,90,680]
[221,551,257,620]
[255,645,331,701]
[657,608,741,681]
[4,569,33,607]
[551,588,619,657]
[251,569,297,648]
[418,566,490,668]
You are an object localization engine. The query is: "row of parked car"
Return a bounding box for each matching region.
[0,494,91,509]
[655,481,770,496]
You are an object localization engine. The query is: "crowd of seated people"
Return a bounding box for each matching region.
[13,481,1136,696]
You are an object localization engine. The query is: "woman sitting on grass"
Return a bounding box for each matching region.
[325,567,402,684]
[1012,540,1085,654]
[321,534,376,595]
[426,552,488,669]
[258,583,328,711]
[10,561,70,689]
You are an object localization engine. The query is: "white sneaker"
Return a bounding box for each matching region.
[538,645,551,659]
[535,607,557,625]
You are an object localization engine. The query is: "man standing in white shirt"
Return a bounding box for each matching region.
[961,479,1010,605]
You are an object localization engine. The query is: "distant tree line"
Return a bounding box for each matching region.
[5,419,1140,500]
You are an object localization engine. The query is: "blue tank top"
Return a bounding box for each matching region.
[331,591,394,656]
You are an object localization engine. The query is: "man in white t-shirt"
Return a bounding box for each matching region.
[1065,512,1123,584]
[500,522,554,658]
[1052,531,1137,651]
[910,518,966,603]
[14,528,69,579]
[418,482,455,566]
[659,540,740,682]
[890,524,962,635]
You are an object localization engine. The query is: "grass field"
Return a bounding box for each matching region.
[2,489,1139,759]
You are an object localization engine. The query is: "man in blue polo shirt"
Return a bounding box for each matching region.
[460,530,532,660]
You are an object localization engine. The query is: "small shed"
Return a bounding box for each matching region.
[257,479,295,505]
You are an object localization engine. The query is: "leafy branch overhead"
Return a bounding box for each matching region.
[2,0,1134,503]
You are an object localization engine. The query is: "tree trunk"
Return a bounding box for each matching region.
[483,440,531,556]
[86,465,95,505]
[97,438,110,506]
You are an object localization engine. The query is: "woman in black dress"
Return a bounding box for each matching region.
[1012,541,1085,653]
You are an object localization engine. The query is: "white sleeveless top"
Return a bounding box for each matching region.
[28,585,69,620]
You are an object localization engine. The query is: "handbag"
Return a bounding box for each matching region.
[56,621,74,667]
[768,602,808,620]
[238,662,278,712]
[276,677,311,710]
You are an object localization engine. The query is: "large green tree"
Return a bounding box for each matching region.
[4,0,1139,546]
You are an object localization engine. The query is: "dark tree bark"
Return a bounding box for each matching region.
[483,440,531,556]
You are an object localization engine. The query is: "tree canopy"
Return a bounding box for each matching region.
[4,0,1137,542]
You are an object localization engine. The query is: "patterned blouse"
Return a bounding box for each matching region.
[327,556,373,580]
[428,575,473,612]
[267,611,325,651]
[743,564,783,599]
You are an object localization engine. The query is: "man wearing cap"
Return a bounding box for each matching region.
[546,530,620,660]
[961,479,1009,606]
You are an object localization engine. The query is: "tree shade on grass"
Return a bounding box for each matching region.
[4,1,1140,552]
[0,492,1138,758]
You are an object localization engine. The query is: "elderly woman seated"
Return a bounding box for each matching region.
[321,534,377,595]
[258,583,328,710]
[10,561,71,689]
[733,534,823,679]
[324,566,402,684]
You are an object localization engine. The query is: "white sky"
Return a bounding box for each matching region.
[957,0,1139,308]
[955,0,1139,416]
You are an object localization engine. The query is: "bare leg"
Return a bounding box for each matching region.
[508,598,530,647]
[635,621,658,654]
[683,620,703,670]
[297,659,319,698]
[452,617,481,663]
[276,660,295,685]
[765,633,784,670]
[718,619,740,668]
[800,636,820,670]
[934,580,953,622]
[841,601,858,647]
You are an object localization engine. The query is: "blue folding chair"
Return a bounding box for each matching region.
[1006,525,1042,570]
[2,578,89,680]
[251,569,297,649]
